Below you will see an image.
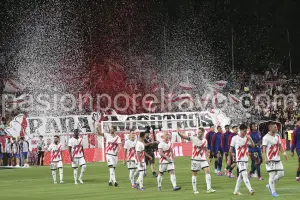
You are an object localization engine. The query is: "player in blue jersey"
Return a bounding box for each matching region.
[291,118,300,181]
[248,123,263,180]
[212,126,223,176]
[206,124,216,173]
[222,125,231,175]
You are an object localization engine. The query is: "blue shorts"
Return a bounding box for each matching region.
[13,153,20,159]
[0,154,3,159]
[6,153,12,158]
[22,152,28,159]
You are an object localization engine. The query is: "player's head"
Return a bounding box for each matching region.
[7,137,11,142]
[74,129,80,138]
[39,135,43,140]
[110,126,117,135]
[197,127,205,138]
[209,124,215,132]
[232,125,238,133]
[12,137,16,142]
[20,137,24,141]
[54,135,59,143]
[268,122,278,134]
[162,131,169,141]
[139,132,146,140]
[250,123,257,132]
[217,126,222,133]
[225,125,230,132]
[239,124,248,137]
[129,129,135,140]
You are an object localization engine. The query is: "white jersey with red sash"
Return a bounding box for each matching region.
[230,135,250,162]
[48,143,62,162]
[68,137,83,158]
[190,136,207,161]
[135,141,145,162]
[104,133,121,156]
[263,133,281,161]
[158,140,173,164]
[124,139,136,161]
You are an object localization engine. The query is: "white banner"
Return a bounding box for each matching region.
[4,110,230,150]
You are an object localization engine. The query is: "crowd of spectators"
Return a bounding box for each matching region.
[230,67,300,133]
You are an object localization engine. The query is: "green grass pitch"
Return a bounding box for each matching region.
[0,155,299,200]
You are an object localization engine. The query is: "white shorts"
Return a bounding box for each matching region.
[191,160,209,171]
[106,154,118,168]
[237,161,248,173]
[50,161,63,170]
[266,161,284,172]
[159,162,175,173]
[127,160,137,169]
[72,157,86,168]
[137,162,146,171]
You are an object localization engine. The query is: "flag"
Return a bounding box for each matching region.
[228,94,240,104]
[179,83,194,90]
[3,78,24,93]
[172,94,193,103]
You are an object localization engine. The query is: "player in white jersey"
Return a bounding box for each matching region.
[47,135,64,184]
[157,131,181,191]
[263,122,288,197]
[68,129,86,185]
[135,132,152,191]
[178,127,216,194]
[123,130,137,188]
[229,124,255,196]
[97,126,122,187]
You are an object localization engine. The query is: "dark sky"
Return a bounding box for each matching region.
[1,0,300,81]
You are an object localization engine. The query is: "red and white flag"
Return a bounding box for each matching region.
[179,82,194,90]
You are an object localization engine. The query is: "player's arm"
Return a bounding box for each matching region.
[228,146,233,165]
[81,145,85,158]
[246,135,255,148]
[257,132,262,146]
[262,146,269,164]
[123,148,128,165]
[170,146,174,162]
[68,146,73,162]
[221,134,224,149]
[96,125,104,136]
[177,129,190,140]
[279,139,288,161]
[291,130,296,156]
[158,148,171,162]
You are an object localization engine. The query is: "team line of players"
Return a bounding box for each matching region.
[47,123,288,197]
